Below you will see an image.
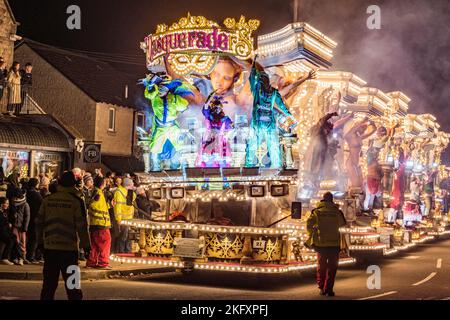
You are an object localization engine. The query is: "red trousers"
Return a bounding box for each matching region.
[316,247,340,293]
[87,229,111,268]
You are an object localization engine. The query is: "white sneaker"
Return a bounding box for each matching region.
[13,259,23,266]
[0,259,14,265]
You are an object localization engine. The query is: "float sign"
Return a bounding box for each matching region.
[173,237,204,258]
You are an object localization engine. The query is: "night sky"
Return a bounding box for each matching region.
[9,0,450,162]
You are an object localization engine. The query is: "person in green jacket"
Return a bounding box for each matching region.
[307,192,347,297]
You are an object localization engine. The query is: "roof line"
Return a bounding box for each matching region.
[16,38,114,64]
[4,0,18,25]
[15,39,138,109]
[16,40,100,104]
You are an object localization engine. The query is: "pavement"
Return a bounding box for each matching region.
[0,260,173,280]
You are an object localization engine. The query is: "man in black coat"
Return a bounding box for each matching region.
[26,178,43,263]
[135,186,154,219]
[19,63,33,113]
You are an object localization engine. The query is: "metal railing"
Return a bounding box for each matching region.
[0,89,45,115]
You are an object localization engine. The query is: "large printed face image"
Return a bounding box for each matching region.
[140,14,299,172]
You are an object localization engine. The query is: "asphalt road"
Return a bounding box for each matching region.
[1,237,450,300]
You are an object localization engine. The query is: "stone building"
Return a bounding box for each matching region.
[14,39,146,172]
[0,0,19,66]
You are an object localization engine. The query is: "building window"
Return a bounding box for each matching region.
[33,152,64,180]
[108,108,116,132]
[137,113,145,129]
[0,149,30,179]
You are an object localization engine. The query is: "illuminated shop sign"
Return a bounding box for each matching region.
[141,13,260,76]
[35,152,63,162]
[0,150,29,160]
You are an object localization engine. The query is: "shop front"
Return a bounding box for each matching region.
[0,115,74,179]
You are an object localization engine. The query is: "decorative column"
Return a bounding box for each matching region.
[281,135,297,169]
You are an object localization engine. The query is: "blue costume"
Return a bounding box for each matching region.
[245,62,295,168]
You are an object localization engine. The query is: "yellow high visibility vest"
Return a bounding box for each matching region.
[88,188,111,228]
[113,185,135,222]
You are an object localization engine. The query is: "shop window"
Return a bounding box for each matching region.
[0,150,30,179]
[33,152,64,180]
[108,107,116,132]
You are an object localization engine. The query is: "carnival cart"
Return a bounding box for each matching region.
[111,12,450,272]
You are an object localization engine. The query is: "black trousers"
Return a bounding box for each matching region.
[26,227,42,261]
[40,249,83,300]
[109,209,119,253]
[0,230,19,261]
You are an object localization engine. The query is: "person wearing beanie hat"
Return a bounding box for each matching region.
[112,177,136,253]
[82,173,94,208]
[322,192,334,203]
[83,173,93,185]
[135,186,153,220]
[306,191,347,297]
[10,187,30,265]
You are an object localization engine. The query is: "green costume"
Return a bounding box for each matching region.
[143,77,194,170]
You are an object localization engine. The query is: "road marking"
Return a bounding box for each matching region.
[405,256,420,259]
[437,258,442,269]
[441,297,450,300]
[412,272,437,286]
[357,291,398,300]
[0,296,20,300]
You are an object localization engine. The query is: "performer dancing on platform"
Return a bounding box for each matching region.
[245,55,298,168]
[142,71,194,171]
[196,93,234,168]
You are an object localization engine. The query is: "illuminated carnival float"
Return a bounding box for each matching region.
[111,13,450,271]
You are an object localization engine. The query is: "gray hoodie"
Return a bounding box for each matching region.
[11,196,30,232]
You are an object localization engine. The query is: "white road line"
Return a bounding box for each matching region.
[412,272,437,286]
[437,258,442,269]
[357,291,398,300]
[405,256,420,260]
[441,297,450,300]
